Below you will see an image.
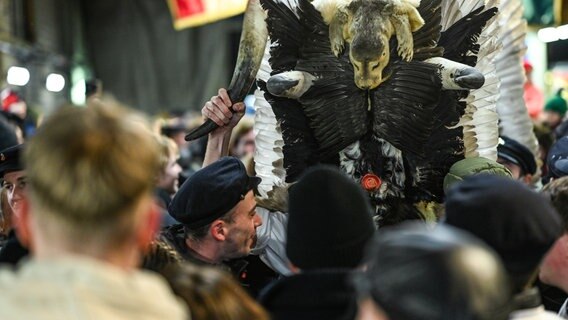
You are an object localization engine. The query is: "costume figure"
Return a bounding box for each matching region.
[187,0,535,226]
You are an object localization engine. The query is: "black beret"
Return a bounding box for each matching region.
[497,136,537,175]
[547,136,568,179]
[168,157,261,229]
[444,175,562,274]
[0,144,24,178]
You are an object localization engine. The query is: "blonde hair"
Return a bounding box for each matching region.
[229,117,254,156]
[163,263,270,320]
[0,189,13,237]
[155,135,179,173]
[24,100,160,245]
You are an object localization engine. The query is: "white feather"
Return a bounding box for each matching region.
[448,0,501,161]
[440,0,486,31]
[254,40,287,200]
[494,0,539,165]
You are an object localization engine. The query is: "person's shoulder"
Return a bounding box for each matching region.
[0,258,188,319]
[0,236,29,265]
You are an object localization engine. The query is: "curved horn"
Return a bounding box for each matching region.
[185,0,268,141]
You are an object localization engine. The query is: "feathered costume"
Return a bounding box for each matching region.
[253,0,509,226]
[186,0,535,227]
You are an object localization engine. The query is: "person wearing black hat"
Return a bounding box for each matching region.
[146,88,290,296]
[0,144,25,211]
[444,175,564,319]
[0,143,29,265]
[497,136,537,185]
[353,223,513,320]
[259,166,376,320]
[146,156,284,297]
[546,136,568,182]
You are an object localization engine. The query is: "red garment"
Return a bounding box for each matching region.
[1,91,20,112]
[524,82,544,119]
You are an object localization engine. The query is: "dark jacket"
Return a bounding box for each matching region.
[151,224,278,297]
[259,269,358,320]
[0,230,29,266]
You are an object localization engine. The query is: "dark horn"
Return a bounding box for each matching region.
[185,0,268,141]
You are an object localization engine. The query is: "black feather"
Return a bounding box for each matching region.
[262,0,303,74]
[258,80,319,182]
[439,6,498,66]
[411,0,444,61]
[372,60,443,158]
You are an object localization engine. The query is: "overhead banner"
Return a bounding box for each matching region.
[167,0,247,29]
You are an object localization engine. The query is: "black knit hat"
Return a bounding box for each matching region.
[286,165,375,270]
[444,175,562,274]
[168,157,261,229]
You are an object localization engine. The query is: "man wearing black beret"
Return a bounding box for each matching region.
[145,89,284,297]
[0,143,30,264]
[497,136,537,185]
[167,156,262,261]
[156,156,278,296]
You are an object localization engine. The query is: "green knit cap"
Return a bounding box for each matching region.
[443,157,512,193]
[544,94,568,117]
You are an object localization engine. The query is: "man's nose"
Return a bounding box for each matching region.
[6,188,15,202]
[12,190,23,202]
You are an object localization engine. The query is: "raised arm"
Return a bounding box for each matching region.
[202,88,246,166]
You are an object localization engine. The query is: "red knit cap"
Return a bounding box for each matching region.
[1,89,21,112]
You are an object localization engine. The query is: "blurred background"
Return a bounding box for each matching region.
[0,0,566,116]
[0,0,248,116]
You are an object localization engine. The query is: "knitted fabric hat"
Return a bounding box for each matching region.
[443,157,512,193]
[444,175,562,274]
[544,92,567,117]
[1,89,21,112]
[286,165,375,270]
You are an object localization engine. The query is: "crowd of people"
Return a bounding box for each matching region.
[0,76,568,320]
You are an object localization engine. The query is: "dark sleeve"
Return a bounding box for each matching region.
[0,232,29,266]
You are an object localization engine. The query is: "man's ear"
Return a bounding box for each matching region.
[210,220,227,241]
[524,174,533,185]
[137,201,161,254]
[15,197,33,251]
